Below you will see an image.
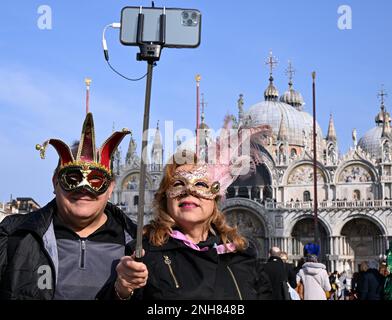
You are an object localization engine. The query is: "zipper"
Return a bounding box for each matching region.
[227,266,243,300]
[80,239,86,268]
[163,255,180,288]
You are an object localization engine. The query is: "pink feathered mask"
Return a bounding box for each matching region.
[205,116,272,197]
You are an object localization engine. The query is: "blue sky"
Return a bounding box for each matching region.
[1,0,391,206]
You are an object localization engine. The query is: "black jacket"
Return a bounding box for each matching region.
[0,199,136,300]
[98,233,272,300]
[357,268,385,300]
[263,256,297,300]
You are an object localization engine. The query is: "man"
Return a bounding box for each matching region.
[263,247,297,300]
[0,113,136,299]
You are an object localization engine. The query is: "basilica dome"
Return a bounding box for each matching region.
[245,99,323,147]
[358,126,384,158]
[358,100,391,159]
[279,85,304,110]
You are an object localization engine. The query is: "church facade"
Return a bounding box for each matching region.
[111,56,392,273]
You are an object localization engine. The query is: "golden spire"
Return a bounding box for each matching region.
[378,84,387,107]
[285,60,295,88]
[264,51,279,101]
[280,60,304,110]
[85,77,92,88]
[265,50,278,77]
[375,85,389,126]
[326,114,337,142]
[85,77,92,114]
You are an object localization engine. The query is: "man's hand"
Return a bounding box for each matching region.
[114,250,148,299]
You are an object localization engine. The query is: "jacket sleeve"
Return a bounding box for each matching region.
[360,274,369,300]
[322,270,332,292]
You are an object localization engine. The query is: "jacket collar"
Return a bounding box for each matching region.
[147,231,257,258]
[268,256,283,263]
[15,198,57,238]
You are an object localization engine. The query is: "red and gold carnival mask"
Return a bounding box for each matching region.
[36,113,130,196]
[58,163,112,195]
[166,165,220,200]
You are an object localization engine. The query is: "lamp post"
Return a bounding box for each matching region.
[312,71,319,248]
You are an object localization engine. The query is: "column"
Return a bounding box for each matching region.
[234,187,239,197]
[332,260,336,272]
[248,186,251,199]
[329,236,334,256]
[287,237,292,257]
[283,238,288,253]
[339,236,343,256]
[260,186,263,201]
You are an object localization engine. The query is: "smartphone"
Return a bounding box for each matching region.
[120,6,201,48]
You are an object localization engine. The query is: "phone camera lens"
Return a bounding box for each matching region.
[191,12,197,19]
[182,12,189,19]
[187,19,193,26]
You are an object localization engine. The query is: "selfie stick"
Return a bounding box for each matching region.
[135,7,166,260]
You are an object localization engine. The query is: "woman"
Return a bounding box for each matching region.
[103,154,272,300]
[296,254,331,300]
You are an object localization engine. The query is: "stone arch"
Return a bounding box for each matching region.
[284,161,330,185]
[232,162,272,187]
[339,216,387,271]
[334,160,379,201]
[289,216,331,265]
[338,215,387,238]
[222,198,271,261]
[335,161,377,184]
[121,170,153,190]
[230,149,274,202]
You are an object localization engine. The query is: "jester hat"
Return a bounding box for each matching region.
[36,113,131,194]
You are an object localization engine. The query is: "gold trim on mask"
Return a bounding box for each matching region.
[60,161,112,176]
[166,165,220,200]
[57,162,112,195]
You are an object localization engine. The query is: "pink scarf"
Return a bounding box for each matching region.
[170,230,236,254]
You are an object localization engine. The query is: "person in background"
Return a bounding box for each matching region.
[296,254,331,300]
[280,251,299,300]
[263,247,297,300]
[357,260,385,300]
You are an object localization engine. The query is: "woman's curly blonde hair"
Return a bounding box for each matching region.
[144,152,248,251]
